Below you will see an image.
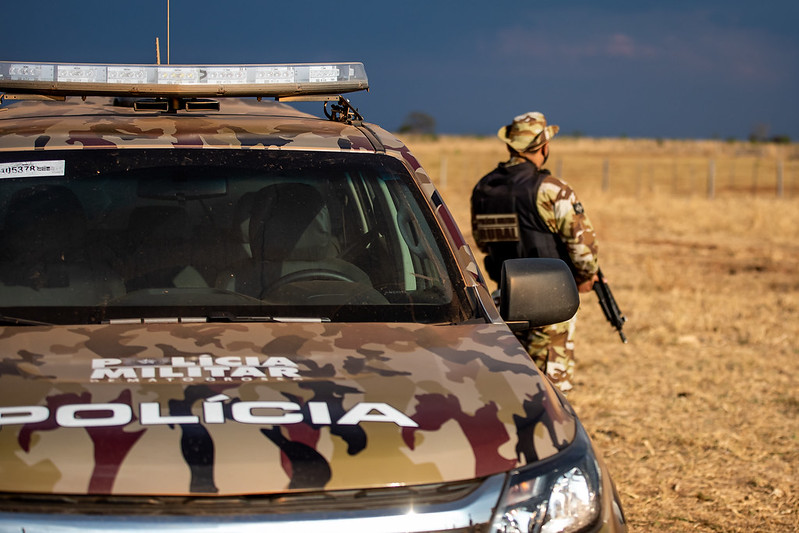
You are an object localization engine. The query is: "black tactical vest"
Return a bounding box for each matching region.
[471,161,573,282]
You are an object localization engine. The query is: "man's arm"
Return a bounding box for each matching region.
[537,176,599,284]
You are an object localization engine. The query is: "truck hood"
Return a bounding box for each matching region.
[0,322,576,496]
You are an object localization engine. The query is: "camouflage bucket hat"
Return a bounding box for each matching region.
[497,111,559,153]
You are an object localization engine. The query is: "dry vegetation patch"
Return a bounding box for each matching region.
[400,135,799,532]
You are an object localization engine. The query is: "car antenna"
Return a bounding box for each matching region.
[166,0,171,65]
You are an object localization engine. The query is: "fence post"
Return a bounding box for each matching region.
[707,159,716,199]
[649,163,655,193]
[672,159,679,194]
[635,162,642,196]
[752,157,760,195]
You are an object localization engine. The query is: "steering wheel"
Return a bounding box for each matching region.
[262,268,357,296]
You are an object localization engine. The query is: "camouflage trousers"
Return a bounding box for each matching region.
[516,313,578,393]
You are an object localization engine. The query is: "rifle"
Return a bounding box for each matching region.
[592,268,627,343]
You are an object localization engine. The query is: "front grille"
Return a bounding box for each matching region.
[0,474,506,532]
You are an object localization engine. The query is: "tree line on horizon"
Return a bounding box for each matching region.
[397,111,793,144]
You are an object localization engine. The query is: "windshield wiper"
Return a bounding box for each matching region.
[105,315,331,325]
[206,313,330,323]
[0,315,53,326]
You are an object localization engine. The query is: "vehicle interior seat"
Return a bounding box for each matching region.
[219,182,374,301]
[0,185,124,305]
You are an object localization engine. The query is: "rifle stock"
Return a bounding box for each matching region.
[592,268,628,343]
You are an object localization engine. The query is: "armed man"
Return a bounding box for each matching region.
[471,112,599,393]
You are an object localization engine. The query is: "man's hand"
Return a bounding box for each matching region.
[577,273,599,293]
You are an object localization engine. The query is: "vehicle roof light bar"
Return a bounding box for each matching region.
[0,61,368,98]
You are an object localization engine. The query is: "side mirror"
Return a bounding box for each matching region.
[499,258,579,328]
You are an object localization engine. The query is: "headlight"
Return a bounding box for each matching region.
[491,423,601,533]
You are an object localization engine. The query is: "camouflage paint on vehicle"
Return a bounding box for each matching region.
[0,95,574,497]
[0,321,575,496]
[0,99,373,153]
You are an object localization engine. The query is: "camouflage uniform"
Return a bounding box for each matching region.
[471,113,598,392]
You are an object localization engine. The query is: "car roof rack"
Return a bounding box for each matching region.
[0,61,368,100]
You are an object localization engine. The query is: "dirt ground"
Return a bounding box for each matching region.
[401,135,799,532]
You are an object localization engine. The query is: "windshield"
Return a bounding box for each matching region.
[0,150,471,324]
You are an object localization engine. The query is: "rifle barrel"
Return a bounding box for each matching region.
[594,268,627,343]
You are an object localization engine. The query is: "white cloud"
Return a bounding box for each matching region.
[486,7,795,85]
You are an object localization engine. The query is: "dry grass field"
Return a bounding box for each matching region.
[400,135,799,532]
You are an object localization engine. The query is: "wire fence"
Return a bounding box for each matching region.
[403,136,799,200]
[552,154,798,198]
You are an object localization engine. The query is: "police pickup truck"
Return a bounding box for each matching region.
[0,60,626,532]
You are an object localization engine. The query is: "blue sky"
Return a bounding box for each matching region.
[2,1,798,140]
